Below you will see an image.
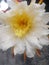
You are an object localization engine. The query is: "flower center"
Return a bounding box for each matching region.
[8,11,35,38]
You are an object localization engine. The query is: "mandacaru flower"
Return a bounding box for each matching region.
[0,0,49,58]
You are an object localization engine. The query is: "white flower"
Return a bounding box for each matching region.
[0,0,8,11]
[0,0,49,58]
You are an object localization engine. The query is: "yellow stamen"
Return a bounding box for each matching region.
[7,11,35,38]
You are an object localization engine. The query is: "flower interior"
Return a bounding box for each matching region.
[7,11,35,38]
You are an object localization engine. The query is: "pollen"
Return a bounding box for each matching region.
[7,11,35,38]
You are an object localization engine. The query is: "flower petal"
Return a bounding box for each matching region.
[39,36,49,46]
[42,13,49,24]
[0,24,16,50]
[26,35,42,49]
[25,41,35,58]
[31,0,36,3]
[14,39,25,55]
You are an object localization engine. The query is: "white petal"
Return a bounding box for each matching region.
[39,36,49,46]
[17,1,27,9]
[25,41,35,58]
[14,39,25,55]
[7,0,17,9]
[34,24,49,37]
[38,3,45,10]
[31,0,36,3]
[42,13,49,24]
[26,34,42,49]
[0,24,16,50]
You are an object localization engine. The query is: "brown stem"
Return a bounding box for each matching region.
[39,0,43,4]
[24,51,26,62]
[36,49,41,57]
[11,46,14,57]
[48,35,49,38]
